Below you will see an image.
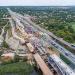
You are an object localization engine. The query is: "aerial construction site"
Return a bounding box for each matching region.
[5,8,75,75]
[0,7,75,75]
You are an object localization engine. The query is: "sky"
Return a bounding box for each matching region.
[0,0,75,6]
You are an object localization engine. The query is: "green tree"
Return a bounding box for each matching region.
[2,41,9,48]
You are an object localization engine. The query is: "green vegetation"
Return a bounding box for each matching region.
[0,62,33,75]
[1,54,28,65]
[69,22,75,31]
[0,7,9,34]
[2,41,9,48]
[4,23,10,32]
[0,19,8,27]
[60,54,75,69]
[60,54,71,64]
[0,51,3,56]
[33,10,75,43]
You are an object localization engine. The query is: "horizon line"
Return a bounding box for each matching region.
[0,5,75,7]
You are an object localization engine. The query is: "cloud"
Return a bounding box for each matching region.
[0,0,75,6]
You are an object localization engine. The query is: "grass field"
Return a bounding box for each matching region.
[0,62,33,75]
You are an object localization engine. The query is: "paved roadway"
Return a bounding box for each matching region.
[48,54,75,75]
[18,15,75,64]
[13,11,75,50]
[8,8,48,55]
[48,56,66,75]
[11,11,75,65]
[8,9,54,75]
[8,8,75,75]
